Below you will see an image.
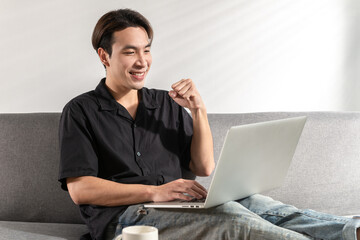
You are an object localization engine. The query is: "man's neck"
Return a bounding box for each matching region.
[105,79,140,119]
[109,87,138,107]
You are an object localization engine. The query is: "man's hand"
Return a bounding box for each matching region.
[169,79,205,112]
[150,179,207,202]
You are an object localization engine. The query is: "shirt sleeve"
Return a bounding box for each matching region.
[58,100,99,191]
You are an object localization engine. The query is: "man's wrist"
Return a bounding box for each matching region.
[190,107,207,120]
[146,185,156,202]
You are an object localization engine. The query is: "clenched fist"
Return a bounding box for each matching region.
[169,79,205,112]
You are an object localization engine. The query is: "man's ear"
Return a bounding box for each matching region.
[97,48,110,67]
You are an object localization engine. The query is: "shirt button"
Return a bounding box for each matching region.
[137,152,141,157]
[133,123,137,128]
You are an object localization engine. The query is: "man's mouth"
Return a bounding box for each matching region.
[129,72,145,76]
[129,70,147,81]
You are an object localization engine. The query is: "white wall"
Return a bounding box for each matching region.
[0,0,359,113]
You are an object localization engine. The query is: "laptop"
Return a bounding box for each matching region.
[144,116,307,209]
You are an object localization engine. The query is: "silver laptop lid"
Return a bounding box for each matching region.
[204,116,307,208]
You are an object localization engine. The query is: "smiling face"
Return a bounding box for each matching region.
[99,27,152,92]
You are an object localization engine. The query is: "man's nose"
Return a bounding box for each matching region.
[135,53,147,67]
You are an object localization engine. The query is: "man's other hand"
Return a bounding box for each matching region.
[150,178,207,202]
[169,79,205,112]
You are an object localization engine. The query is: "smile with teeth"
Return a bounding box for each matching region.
[130,72,145,76]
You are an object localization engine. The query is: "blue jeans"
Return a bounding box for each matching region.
[105,194,360,240]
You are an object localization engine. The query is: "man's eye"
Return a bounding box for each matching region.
[124,52,135,55]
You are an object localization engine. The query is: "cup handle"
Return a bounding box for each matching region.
[114,234,122,240]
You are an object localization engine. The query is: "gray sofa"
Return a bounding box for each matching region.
[1,112,359,239]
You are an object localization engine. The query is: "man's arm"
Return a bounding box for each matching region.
[169,79,215,177]
[67,176,207,206]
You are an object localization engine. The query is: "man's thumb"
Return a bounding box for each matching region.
[169,90,177,99]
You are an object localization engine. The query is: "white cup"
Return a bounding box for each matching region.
[115,225,158,240]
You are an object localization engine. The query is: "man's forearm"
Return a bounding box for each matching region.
[189,107,215,176]
[67,176,154,206]
[67,176,208,206]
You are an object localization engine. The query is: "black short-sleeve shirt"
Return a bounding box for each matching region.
[58,78,193,240]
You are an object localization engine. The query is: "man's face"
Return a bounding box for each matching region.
[105,27,152,91]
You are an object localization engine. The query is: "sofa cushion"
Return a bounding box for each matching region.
[0,221,87,240]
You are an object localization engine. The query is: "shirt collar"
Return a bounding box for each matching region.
[94,78,159,111]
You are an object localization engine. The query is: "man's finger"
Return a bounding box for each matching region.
[173,192,192,201]
[193,181,208,194]
[172,81,189,93]
[171,79,186,89]
[182,86,195,100]
[169,90,178,98]
[176,185,204,200]
[183,187,203,199]
[181,180,207,198]
[172,79,192,91]
[171,80,181,89]
[191,184,207,198]
[177,83,192,96]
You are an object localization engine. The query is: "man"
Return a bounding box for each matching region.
[59,9,360,240]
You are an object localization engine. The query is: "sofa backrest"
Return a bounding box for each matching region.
[1,112,359,224]
[0,113,83,224]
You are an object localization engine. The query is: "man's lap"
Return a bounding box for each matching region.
[105,196,311,240]
[104,194,360,240]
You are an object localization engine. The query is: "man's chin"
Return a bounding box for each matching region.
[131,82,145,90]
